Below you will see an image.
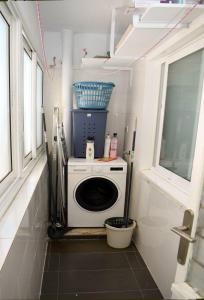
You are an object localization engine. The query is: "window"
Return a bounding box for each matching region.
[156,48,204,182]
[23,49,32,157]
[22,35,44,166]
[0,3,45,213]
[0,12,12,182]
[36,64,43,148]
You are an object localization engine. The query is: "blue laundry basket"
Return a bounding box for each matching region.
[73,81,115,110]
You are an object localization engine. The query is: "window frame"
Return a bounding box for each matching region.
[0,4,17,197]
[153,38,204,192]
[0,1,45,215]
[23,42,33,166]
[22,33,44,167]
[36,62,44,154]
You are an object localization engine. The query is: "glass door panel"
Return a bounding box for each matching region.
[159,49,204,181]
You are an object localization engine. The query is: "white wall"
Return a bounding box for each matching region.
[44,30,74,153]
[14,1,42,58]
[61,29,73,155]
[43,68,62,151]
[73,33,109,67]
[43,32,62,151]
[0,165,48,300]
[44,31,62,66]
[44,31,130,156]
[124,58,183,299]
[135,174,185,299]
[44,31,109,68]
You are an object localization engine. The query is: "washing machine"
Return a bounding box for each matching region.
[68,157,127,227]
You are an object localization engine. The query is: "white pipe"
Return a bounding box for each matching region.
[61,29,73,155]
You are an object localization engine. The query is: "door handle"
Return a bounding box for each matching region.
[171,209,196,265]
[171,225,196,243]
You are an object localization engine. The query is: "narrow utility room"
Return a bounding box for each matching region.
[0,1,204,300]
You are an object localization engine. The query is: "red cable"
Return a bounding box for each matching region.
[36,0,52,78]
[136,0,200,61]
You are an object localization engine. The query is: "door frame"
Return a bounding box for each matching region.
[152,36,204,297]
[153,37,204,196]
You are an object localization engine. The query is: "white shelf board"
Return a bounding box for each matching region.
[114,4,204,59]
[141,5,204,24]
[81,57,134,70]
[81,58,108,69]
[104,56,135,68]
[115,25,179,58]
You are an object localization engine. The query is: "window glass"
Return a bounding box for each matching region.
[159,49,204,181]
[36,64,43,148]
[0,13,12,181]
[23,50,32,157]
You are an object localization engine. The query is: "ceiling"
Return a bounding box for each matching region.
[39,0,133,33]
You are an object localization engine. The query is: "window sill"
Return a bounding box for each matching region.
[0,153,47,271]
[0,149,45,218]
[141,168,189,209]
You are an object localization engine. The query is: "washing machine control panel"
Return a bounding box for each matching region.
[92,165,127,174]
[93,166,104,173]
[68,158,127,174]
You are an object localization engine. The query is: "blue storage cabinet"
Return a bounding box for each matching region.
[72,110,108,158]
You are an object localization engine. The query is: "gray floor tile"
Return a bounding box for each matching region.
[142,289,163,299]
[125,252,144,269]
[47,253,60,271]
[59,269,139,293]
[133,269,158,290]
[44,255,50,271]
[58,290,142,299]
[135,252,147,269]
[59,252,129,271]
[41,271,59,295]
[41,240,162,300]
[48,240,136,254]
[40,295,58,300]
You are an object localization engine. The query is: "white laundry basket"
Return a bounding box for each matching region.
[105,218,136,249]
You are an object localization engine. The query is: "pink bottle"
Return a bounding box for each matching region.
[110,133,118,159]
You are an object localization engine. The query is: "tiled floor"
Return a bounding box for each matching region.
[40,239,163,300]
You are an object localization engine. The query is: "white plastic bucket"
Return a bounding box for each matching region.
[105,221,136,249]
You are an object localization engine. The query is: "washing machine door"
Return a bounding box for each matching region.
[75,177,119,212]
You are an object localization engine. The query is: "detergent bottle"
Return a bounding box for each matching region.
[86,137,94,160]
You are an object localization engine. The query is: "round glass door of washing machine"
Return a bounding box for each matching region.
[75,177,119,212]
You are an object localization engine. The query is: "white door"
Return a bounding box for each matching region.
[154,38,204,299]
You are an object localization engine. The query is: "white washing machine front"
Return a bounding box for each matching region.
[68,158,127,227]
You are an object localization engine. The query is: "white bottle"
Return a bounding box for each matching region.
[104,134,111,158]
[86,138,94,160]
[110,133,118,159]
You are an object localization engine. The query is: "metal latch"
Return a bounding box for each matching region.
[171,209,196,265]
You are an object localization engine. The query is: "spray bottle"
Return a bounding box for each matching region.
[110,133,118,159]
